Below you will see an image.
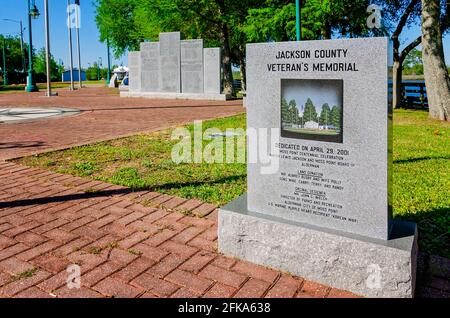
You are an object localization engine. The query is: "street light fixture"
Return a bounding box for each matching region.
[30,3,40,19]
[25,0,40,92]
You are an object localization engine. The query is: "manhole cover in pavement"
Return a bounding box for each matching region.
[0,107,81,123]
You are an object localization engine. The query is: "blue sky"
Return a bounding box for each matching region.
[282,79,343,115]
[0,0,124,69]
[0,1,448,69]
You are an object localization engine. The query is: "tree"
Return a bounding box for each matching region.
[319,103,331,126]
[403,48,424,75]
[33,48,64,82]
[243,0,370,42]
[421,0,450,120]
[281,97,290,124]
[95,0,142,54]
[303,98,318,123]
[288,99,298,124]
[0,35,28,84]
[95,0,376,96]
[95,0,261,96]
[371,0,422,109]
[330,105,342,129]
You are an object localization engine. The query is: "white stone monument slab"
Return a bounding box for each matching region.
[159,32,181,93]
[203,48,221,94]
[128,51,141,92]
[246,38,392,240]
[122,32,227,100]
[181,39,204,93]
[219,37,417,298]
[140,42,160,92]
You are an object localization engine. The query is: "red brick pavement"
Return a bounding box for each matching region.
[0,87,244,160]
[1,89,448,298]
[0,161,361,298]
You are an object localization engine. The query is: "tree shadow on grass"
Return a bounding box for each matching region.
[0,174,246,210]
[394,156,450,164]
[395,207,450,259]
[0,141,45,150]
[147,174,246,192]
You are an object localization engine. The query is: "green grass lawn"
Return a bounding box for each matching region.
[0,82,71,94]
[283,127,340,136]
[391,110,449,257]
[15,110,449,258]
[0,81,110,94]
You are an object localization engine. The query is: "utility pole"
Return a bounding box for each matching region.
[2,37,7,85]
[44,0,52,97]
[19,20,24,73]
[67,0,75,90]
[75,0,82,88]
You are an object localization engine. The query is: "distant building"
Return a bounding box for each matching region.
[61,69,86,82]
[304,121,319,129]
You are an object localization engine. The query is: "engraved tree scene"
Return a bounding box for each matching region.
[281,79,343,140]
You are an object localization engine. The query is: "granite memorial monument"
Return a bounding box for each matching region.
[218,37,418,298]
[122,32,226,100]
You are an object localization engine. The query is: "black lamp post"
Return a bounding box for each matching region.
[25,0,40,92]
[106,38,111,85]
[2,37,7,85]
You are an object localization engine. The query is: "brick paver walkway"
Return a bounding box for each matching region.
[0,87,244,160]
[1,89,449,298]
[0,161,362,298]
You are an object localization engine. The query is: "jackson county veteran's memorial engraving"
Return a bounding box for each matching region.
[218,37,418,298]
[122,32,226,100]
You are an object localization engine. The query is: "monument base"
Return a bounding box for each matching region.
[120,91,229,101]
[218,195,418,298]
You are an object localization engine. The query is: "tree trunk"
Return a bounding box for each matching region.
[390,0,421,109]
[392,36,403,109]
[422,0,450,121]
[322,21,332,40]
[220,24,234,96]
[393,60,403,108]
[239,52,246,93]
[216,0,233,96]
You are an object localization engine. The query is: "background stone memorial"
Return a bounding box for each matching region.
[181,39,204,93]
[203,48,222,94]
[128,51,141,93]
[122,32,226,100]
[140,42,160,92]
[219,37,418,298]
[159,32,181,93]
